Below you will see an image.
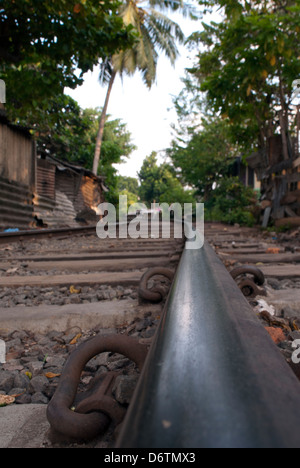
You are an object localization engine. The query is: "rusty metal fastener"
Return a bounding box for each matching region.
[75,371,126,425]
[230,266,266,298]
[47,334,148,441]
[138,267,175,303]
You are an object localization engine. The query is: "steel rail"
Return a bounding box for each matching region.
[0,225,98,245]
[0,218,139,244]
[116,241,300,448]
[0,216,183,245]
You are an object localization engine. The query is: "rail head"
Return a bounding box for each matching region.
[116,241,300,448]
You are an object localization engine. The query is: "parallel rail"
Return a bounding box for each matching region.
[0,225,97,245]
[116,240,300,448]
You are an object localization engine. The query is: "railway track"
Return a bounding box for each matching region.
[1,221,300,448]
[207,223,300,349]
[0,220,185,447]
[117,223,300,449]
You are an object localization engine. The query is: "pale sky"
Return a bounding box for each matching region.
[66,10,217,178]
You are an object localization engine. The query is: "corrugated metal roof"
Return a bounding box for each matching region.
[42,155,106,182]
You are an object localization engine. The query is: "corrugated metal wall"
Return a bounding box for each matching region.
[0,177,35,230]
[35,157,104,227]
[55,168,78,202]
[75,176,102,212]
[55,169,103,213]
[0,120,36,230]
[0,121,35,189]
[36,159,55,199]
[34,165,102,227]
[0,117,104,230]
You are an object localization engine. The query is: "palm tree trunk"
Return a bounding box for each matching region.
[92,69,117,175]
[278,74,290,161]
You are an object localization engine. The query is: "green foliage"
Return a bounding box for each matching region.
[16,94,136,202]
[206,177,259,227]
[164,0,300,227]
[98,118,137,204]
[187,0,300,152]
[167,110,258,225]
[117,176,139,196]
[138,152,195,206]
[119,189,139,208]
[0,0,135,119]
[17,94,92,161]
[138,152,162,204]
[16,94,135,169]
[167,117,239,199]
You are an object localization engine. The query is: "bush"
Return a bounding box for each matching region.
[205,177,259,227]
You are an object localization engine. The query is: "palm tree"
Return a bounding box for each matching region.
[92,0,196,175]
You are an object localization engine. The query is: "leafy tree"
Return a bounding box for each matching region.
[18,94,136,203]
[138,152,161,204]
[19,95,93,161]
[167,93,260,225]
[188,0,300,156]
[119,189,139,207]
[0,0,135,119]
[117,176,139,195]
[138,152,195,206]
[92,0,199,174]
[206,177,259,227]
[18,95,135,168]
[167,116,239,200]
[99,117,137,204]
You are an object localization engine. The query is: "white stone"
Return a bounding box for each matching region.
[254,299,275,316]
[0,339,6,364]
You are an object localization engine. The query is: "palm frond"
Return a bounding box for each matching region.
[112,23,150,78]
[119,1,140,27]
[146,0,200,20]
[101,0,190,89]
[99,58,114,85]
[146,10,185,63]
[139,23,158,87]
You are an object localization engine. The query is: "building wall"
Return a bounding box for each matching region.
[36,159,56,200]
[34,163,104,226]
[55,169,103,213]
[76,176,102,212]
[0,119,104,230]
[0,121,36,190]
[0,120,36,230]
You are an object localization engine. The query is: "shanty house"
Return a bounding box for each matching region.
[0,109,107,230]
[34,156,107,228]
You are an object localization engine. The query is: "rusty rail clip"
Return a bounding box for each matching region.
[230,265,267,298]
[47,335,148,441]
[138,267,175,303]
